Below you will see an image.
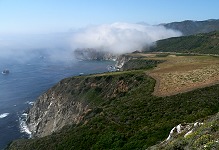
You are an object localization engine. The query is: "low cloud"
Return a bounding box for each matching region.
[0,22,182,63]
[71,22,182,54]
[0,33,72,63]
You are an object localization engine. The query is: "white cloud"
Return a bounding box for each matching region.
[0,22,182,62]
[71,22,182,54]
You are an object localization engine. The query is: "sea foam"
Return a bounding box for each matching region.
[19,113,32,137]
[25,101,34,105]
[0,113,9,119]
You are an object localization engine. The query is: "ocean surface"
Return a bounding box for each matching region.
[0,55,115,149]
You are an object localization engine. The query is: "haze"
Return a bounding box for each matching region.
[0,0,218,61]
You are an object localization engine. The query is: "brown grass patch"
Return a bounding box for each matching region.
[141,54,219,97]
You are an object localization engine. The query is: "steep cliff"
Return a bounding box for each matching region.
[27,85,91,137]
[115,54,133,70]
[26,72,145,138]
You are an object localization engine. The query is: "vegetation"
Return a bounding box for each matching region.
[148,31,219,55]
[7,21,219,150]
[121,59,164,71]
[149,112,219,150]
[8,62,219,149]
[163,19,219,36]
[145,55,219,96]
[155,53,170,57]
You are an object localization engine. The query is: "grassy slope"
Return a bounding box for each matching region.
[121,59,165,71]
[149,31,219,54]
[8,58,219,150]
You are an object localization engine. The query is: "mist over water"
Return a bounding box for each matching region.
[0,33,74,63]
[0,22,182,62]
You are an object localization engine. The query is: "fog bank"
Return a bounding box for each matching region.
[0,33,72,63]
[71,22,182,54]
[0,22,182,63]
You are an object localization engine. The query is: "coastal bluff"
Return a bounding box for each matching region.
[26,71,144,138]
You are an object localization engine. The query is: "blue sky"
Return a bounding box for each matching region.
[0,0,218,34]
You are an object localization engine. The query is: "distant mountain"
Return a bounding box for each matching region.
[149,31,219,54]
[163,19,219,36]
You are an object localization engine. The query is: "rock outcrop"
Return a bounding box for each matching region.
[27,81,91,137]
[165,122,203,142]
[115,55,133,70]
[147,112,219,150]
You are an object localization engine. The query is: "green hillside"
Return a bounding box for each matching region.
[149,31,219,54]
[8,58,219,150]
[163,19,219,36]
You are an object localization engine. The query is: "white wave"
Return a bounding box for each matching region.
[0,113,9,119]
[19,113,32,137]
[25,101,34,105]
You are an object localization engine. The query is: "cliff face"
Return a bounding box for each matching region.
[26,72,143,138]
[115,55,133,70]
[27,79,91,137]
[73,48,147,71]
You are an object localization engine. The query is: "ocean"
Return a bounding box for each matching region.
[0,54,115,149]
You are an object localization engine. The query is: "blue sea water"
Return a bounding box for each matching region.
[0,55,115,149]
